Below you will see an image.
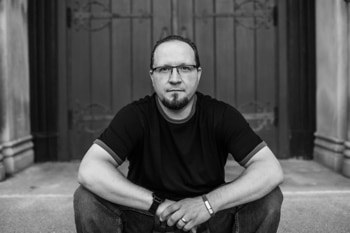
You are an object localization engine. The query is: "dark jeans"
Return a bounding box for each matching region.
[74,185,283,233]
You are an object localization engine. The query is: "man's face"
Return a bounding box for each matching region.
[150,40,202,110]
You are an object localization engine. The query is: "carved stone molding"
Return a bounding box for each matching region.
[314,133,345,153]
[342,141,350,177]
[2,135,34,175]
[2,135,33,157]
[0,145,5,181]
[314,133,345,172]
[0,145,3,161]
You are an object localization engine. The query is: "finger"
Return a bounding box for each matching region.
[160,203,181,222]
[176,217,187,229]
[183,220,196,232]
[167,210,185,227]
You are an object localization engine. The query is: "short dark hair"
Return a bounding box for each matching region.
[150,35,201,69]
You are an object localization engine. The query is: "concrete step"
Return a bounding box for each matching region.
[0,159,349,232]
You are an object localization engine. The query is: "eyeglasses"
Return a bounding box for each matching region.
[151,65,199,75]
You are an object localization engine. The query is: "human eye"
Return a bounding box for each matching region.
[157,66,172,73]
[179,65,193,72]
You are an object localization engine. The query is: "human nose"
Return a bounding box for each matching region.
[168,67,182,83]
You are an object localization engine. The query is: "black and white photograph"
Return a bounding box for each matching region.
[0,0,350,232]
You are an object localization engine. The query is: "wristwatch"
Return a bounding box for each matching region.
[148,192,164,215]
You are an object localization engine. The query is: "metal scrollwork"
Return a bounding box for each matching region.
[159,27,170,40]
[71,1,152,31]
[72,102,114,134]
[239,102,275,132]
[195,0,275,30]
[72,1,110,31]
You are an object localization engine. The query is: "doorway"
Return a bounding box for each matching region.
[65,0,281,159]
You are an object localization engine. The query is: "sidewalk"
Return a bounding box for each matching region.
[0,159,350,233]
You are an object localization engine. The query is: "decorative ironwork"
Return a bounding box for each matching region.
[72,102,114,134]
[239,102,275,132]
[71,1,152,31]
[195,0,275,30]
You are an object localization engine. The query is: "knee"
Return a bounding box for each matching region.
[73,186,124,232]
[74,185,93,208]
[73,185,101,215]
[260,186,283,217]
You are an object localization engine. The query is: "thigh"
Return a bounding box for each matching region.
[73,185,123,233]
[205,207,237,233]
[74,185,159,233]
[118,205,154,232]
[234,186,283,233]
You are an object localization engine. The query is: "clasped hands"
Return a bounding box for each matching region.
[156,196,212,232]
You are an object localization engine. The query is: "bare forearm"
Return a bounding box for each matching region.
[207,149,284,213]
[78,146,153,211]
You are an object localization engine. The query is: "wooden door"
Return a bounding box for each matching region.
[67,0,278,159]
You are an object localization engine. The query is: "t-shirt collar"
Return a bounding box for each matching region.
[155,94,197,124]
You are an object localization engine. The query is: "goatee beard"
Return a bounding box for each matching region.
[161,93,190,110]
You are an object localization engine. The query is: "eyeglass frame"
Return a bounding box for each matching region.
[150,64,200,75]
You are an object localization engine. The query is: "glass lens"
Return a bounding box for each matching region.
[178,65,195,73]
[153,65,196,75]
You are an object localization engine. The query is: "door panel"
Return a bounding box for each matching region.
[192,0,277,152]
[216,0,236,105]
[68,0,278,159]
[68,0,155,158]
[195,0,215,96]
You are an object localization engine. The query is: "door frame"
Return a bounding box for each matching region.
[46,0,313,161]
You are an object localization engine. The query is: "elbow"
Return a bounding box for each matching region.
[77,170,85,186]
[266,162,284,188]
[275,165,284,186]
[77,165,92,188]
[278,171,284,186]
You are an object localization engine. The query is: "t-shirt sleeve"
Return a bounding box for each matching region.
[95,104,143,165]
[221,105,265,166]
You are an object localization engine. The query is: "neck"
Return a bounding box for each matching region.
[157,96,195,121]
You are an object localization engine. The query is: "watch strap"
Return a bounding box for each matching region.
[148,192,164,215]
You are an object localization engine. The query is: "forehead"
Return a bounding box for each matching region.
[153,40,196,66]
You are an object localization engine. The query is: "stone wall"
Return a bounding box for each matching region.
[343,2,350,177]
[314,0,350,177]
[0,0,33,181]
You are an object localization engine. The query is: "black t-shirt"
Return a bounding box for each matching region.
[96,92,265,200]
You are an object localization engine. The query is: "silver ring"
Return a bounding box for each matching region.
[181,217,189,223]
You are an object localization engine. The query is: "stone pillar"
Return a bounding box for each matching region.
[342,3,350,178]
[0,0,34,178]
[0,145,5,181]
[314,0,348,172]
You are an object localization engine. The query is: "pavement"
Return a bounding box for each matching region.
[0,159,350,233]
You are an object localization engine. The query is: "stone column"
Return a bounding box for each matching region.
[0,0,34,178]
[342,3,350,178]
[314,0,348,172]
[0,145,5,181]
